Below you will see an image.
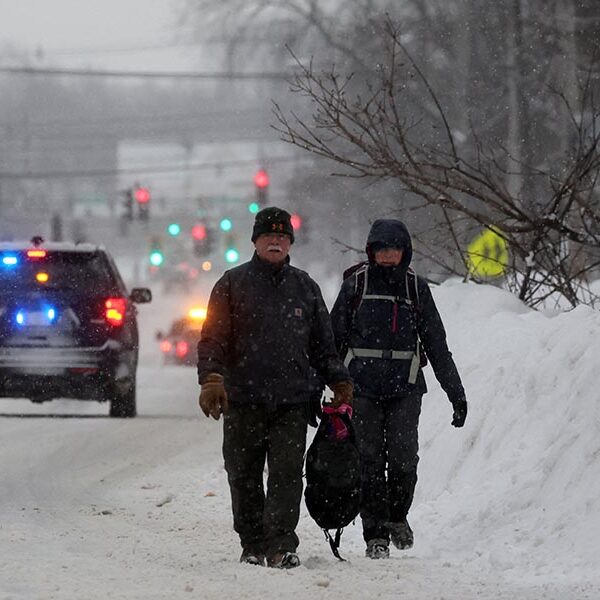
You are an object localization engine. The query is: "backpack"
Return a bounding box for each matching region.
[304,405,361,561]
[341,262,428,369]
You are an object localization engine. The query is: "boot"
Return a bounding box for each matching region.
[389,520,413,550]
[365,538,390,559]
[267,551,301,569]
[240,549,265,566]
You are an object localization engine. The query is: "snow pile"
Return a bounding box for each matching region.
[415,280,600,586]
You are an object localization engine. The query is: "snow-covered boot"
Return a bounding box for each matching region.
[365,539,390,559]
[267,551,301,569]
[389,520,414,550]
[240,549,265,566]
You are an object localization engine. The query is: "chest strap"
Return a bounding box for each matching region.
[344,342,421,384]
[362,293,397,301]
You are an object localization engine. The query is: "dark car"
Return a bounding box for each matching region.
[0,238,151,417]
[156,307,205,366]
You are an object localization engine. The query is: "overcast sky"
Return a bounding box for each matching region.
[0,0,197,70]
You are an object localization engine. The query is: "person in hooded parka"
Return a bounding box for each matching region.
[197,207,352,569]
[330,219,467,559]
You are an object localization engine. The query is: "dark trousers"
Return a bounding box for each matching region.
[353,394,422,543]
[222,402,308,557]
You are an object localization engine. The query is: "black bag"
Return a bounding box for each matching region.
[304,406,361,560]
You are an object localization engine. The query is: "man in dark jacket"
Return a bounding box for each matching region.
[197,207,352,569]
[330,219,467,559]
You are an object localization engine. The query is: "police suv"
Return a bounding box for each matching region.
[0,238,151,417]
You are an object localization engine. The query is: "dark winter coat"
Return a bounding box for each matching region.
[330,219,465,402]
[197,252,349,405]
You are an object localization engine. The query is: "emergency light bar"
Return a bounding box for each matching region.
[27,249,47,259]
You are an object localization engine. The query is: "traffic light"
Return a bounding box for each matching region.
[254,169,269,208]
[149,248,164,266]
[192,223,206,240]
[191,223,212,257]
[134,186,150,204]
[225,247,240,264]
[167,223,181,237]
[291,213,309,243]
[134,185,151,221]
[123,190,134,221]
[149,237,164,267]
[224,233,239,264]
[219,218,232,232]
[290,214,302,231]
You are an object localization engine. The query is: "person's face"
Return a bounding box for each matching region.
[254,232,292,264]
[374,247,403,267]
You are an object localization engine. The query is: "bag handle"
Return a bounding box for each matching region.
[320,404,355,441]
[323,528,346,561]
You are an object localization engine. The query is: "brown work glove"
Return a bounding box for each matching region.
[330,380,354,408]
[199,373,229,420]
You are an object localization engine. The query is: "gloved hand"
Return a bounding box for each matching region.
[330,380,354,408]
[451,397,467,428]
[199,373,229,420]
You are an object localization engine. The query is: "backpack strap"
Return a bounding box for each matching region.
[339,263,368,364]
[405,267,428,368]
[323,528,346,561]
[405,267,420,309]
[350,263,368,314]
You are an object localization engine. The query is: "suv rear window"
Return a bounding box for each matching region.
[0,251,118,295]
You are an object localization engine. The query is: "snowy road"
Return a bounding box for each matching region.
[1,284,599,599]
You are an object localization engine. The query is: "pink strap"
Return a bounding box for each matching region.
[322,403,353,418]
[321,403,353,439]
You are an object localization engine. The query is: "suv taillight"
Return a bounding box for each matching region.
[105,297,127,326]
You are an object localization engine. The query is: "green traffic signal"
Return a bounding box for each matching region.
[225,248,240,264]
[220,218,233,232]
[167,223,181,236]
[248,202,260,214]
[149,250,164,266]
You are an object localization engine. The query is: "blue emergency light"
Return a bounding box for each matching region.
[2,255,18,266]
[14,305,57,326]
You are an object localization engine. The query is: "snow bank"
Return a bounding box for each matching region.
[416,280,600,586]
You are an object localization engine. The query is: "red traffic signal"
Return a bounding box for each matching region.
[290,214,302,230]
[254,169,269,189]
[191,224,207,240]
[134,187,151,204]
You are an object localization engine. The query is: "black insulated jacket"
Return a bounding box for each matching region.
[197,252,349,405]
[331,219,465,402]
